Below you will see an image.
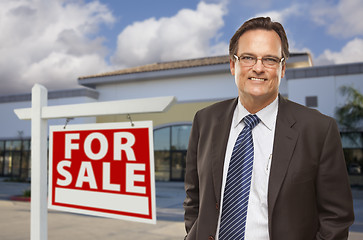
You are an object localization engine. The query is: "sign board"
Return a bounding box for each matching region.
[48,121,156,224]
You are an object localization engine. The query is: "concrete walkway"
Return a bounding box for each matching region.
[0,181,185,240]
[0,180,362,239]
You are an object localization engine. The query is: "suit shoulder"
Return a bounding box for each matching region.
[197,98,237,116]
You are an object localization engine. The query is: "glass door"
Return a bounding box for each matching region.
[170,151,186,181]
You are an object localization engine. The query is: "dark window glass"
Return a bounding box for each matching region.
[305,96,318,107]
[5,141,22,151]
[171,152,186,181]
[0,152,4,175]
[20,151,30,180]
[4,152,12,176]
[10,152,22,176]
[154,150,170,181]
[171,125,192,150]
[153,124,192,181]
[22,140,30,151]
[154,127,170,151]
[344,149,363,178]
[341,132,363,149]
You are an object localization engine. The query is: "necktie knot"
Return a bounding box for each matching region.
[243,114,260,129]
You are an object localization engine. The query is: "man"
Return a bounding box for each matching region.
[183,17,354,240]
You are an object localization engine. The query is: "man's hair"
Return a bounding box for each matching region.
[229,17,289,61]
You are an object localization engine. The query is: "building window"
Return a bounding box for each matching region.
[341,132,363,178]
[154,127,171,181]
[0,139,30,180]
[172,125,191,150]
[305,96,318,107]
[154,124,192,181]
[0,124,192,182]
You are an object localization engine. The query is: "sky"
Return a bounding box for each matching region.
[1,0,363,95]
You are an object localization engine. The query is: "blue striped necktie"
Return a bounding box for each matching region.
[219,114,260,240]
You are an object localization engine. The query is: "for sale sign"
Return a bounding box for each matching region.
[48,121,156,224]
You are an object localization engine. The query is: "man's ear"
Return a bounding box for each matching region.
[281,62,286,79]
[230,58,236,76]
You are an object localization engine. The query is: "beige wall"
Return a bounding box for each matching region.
[96,100,221,127]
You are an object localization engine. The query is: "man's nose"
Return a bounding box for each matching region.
[252,58,265,73]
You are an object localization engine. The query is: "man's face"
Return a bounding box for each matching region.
[230,29,286,108]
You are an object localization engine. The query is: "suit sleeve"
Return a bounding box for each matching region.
[316,118,354,239]
[183,111,200,236]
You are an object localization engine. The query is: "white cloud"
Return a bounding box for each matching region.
[310,0,363,38]
[22,52,109,88]
[315,38,363,65]
[0,0,115,94]
[254,3,304,24]
[253,1,363,65]
[111,2,227,68]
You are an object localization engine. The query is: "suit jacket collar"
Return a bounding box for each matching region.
[211,98,238,202]
[210,96,299,208]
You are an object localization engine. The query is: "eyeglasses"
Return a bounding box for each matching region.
[233,54,284,68]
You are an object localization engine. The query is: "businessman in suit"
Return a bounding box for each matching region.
[183,17,354,240]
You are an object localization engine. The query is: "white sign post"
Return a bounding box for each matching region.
[14,84,176,240]
[31,85,48,240]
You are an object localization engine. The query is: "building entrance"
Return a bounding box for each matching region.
[170,150,186,181]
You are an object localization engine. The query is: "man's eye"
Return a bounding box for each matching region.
[241,56,255,61]
[264,58,278,63]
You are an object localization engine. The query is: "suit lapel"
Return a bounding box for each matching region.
[268,96,299,218]
[209,97,299,210]
[211,98,238,201]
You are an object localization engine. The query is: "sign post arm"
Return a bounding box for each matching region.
[14,96,176,120]
[31,84,48,240]
[11,84,177,237]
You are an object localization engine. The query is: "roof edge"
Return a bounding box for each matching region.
[286,62,363,80]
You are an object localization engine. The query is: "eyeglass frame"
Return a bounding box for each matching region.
[233,54,285,68]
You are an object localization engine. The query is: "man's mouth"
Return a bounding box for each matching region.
[250,77,266,81]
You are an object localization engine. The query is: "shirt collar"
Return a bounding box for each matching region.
[233,96,279,131]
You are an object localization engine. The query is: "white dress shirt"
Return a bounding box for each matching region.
[215,96,278,240]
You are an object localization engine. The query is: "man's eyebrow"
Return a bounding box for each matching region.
[263,54,281,58]
[238,53,281,58]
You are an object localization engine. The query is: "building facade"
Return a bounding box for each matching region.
[286,62,363,179]
[1,54,362,181]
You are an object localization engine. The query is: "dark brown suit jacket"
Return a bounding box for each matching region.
[184,96,354,240]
